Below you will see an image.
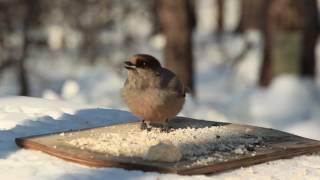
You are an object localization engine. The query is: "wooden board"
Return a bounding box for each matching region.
[15,117,320,175]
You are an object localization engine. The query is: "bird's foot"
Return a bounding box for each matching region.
[160,119,170,133]
[160,123,170,133]
[149,122,171,133]
[141,120,171,132]
[140,120,151,131]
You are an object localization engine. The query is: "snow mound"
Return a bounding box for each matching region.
[250,75,315,127]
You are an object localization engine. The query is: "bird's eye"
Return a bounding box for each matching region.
[141,61,147,67]
[137,60,148,68]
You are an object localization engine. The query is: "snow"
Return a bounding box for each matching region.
[250,76,315,126]
[0,97,320,180]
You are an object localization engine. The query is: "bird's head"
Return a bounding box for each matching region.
[124,54,161,73]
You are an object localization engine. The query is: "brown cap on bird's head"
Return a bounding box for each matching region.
[124,54,161,70]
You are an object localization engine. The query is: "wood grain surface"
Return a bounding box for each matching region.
[15,117,320,175]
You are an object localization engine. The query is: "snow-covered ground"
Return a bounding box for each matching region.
[0,96,320,180]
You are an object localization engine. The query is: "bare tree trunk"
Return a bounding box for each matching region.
[258,0,319,85]
[81,27,99,63]
[17,0,35,96]
[18,30,29,96]
[235,0,264,33]
[259,0,274,87]
[150,0,162,36]
[158,0,195,96]
[0,1,32,95]
[188,0,197,31]
[154,0,196,34]
[216,0,224,34]
[234,0,245,33]
[300,0,319,78]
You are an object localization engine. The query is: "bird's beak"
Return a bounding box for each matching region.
[124,61,136,70]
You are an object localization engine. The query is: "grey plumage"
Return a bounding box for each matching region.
[121,54,185,130]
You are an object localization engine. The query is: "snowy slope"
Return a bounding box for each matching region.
[0,96,319,180]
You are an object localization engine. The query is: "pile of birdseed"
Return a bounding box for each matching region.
[67,126,263,162]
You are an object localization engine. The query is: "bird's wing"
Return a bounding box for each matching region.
[160,69,186,98]
[170,77,186,97]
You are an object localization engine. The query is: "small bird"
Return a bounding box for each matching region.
[121,54,186,131]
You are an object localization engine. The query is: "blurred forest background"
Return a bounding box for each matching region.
[0,0,319,96]
[0,0,319,101]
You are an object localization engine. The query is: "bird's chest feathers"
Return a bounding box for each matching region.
[127,71,160,89]
[123,78,164,109]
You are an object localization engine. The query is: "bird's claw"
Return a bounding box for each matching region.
[140,120,148,130]
[140,120,171,132]
[160,124,170,133]
[151,122,171,133]
[140,120,152,131]
[161,119,170,133]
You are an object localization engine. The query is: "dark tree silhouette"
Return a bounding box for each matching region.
[158,0,195,95]
[235,0,264,33]
[0,0,38,96]
[299,0,319,78]
[259,0,319,87]
[17,0,42,96]
[216,0,224,34]
[259,0,274,87]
